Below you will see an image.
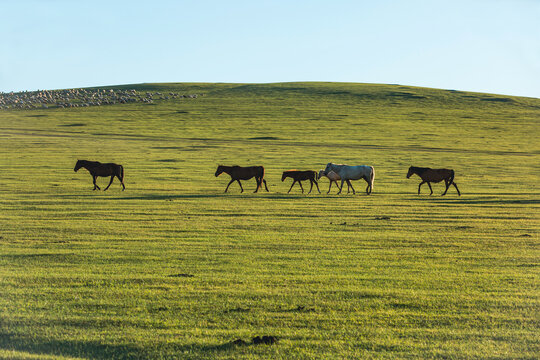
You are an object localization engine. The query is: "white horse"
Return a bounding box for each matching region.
[324,163,375,195]
[317,169,353,194]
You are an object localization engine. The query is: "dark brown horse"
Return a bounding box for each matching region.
[215,165,269,193]
[406,166,460,196]
[281,170,321,194]
[74,160,125,191]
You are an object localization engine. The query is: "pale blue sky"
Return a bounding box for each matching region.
[1,0,539,97]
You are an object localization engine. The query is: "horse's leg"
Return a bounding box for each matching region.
[298,180,305,193]
[349,180,353,194]
[257,177,267,192]
[288,180,296,193]
[307,180,313,194]
[314,179,321,194]
[257,177,264,193]
[337,179,344,194]
[427,182,433,195]
[117,175,125,191]
[418,181,425,194]
[348,180,356,195]
[253,179,258,193]
[93,176,100,190]
[104,176,114,191]
[238,180,246,193]
[452,182,461,196]
[441,179,450,196]
[327,181,333,194]
[224,179,235,193]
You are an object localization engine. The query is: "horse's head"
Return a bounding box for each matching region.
[215,165,224,177]
[324,163,334,173]
[74,160,83,172]
[281,172,288,182]
[317,170,326,180]
[406,166,414,178]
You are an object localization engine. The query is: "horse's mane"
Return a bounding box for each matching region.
[78,159,101,166]
[327,163,346,168]
[411,166,430,175]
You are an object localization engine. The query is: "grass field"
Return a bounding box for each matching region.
[0,82,538,359]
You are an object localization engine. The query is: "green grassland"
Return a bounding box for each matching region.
[0,82,538,359]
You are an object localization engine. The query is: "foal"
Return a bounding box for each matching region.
[281,170,320,194]
[317,170,353,194]
[406,166,461,196]
[74,160,125,191]
[215,165,269,193]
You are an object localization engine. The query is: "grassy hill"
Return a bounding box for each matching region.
[0,82,538,359]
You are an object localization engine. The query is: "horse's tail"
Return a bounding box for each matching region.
[119,165,124,180]
[370,166,375,190]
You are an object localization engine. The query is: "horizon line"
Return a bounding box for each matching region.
[1,81,538,100]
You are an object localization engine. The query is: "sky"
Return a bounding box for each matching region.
[1,0,539,98]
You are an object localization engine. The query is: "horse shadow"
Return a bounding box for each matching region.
[0,331,252,360]
[119,193,340,201]
[58,191,345,201]
[409,194,539,205]
[0,333,146,360]
[56,193,223,201]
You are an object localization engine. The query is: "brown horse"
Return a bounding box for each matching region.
[281,170,321,194]
[74,159,125,191]
[406,166,460,196]
[215,165,269,193]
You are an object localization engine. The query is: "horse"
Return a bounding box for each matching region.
[215,165,269,193]
[281,170,321,194]
[317,170,353,194]
[74,159,125,191]
[324,163,375,195]
[406,166,461,196]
